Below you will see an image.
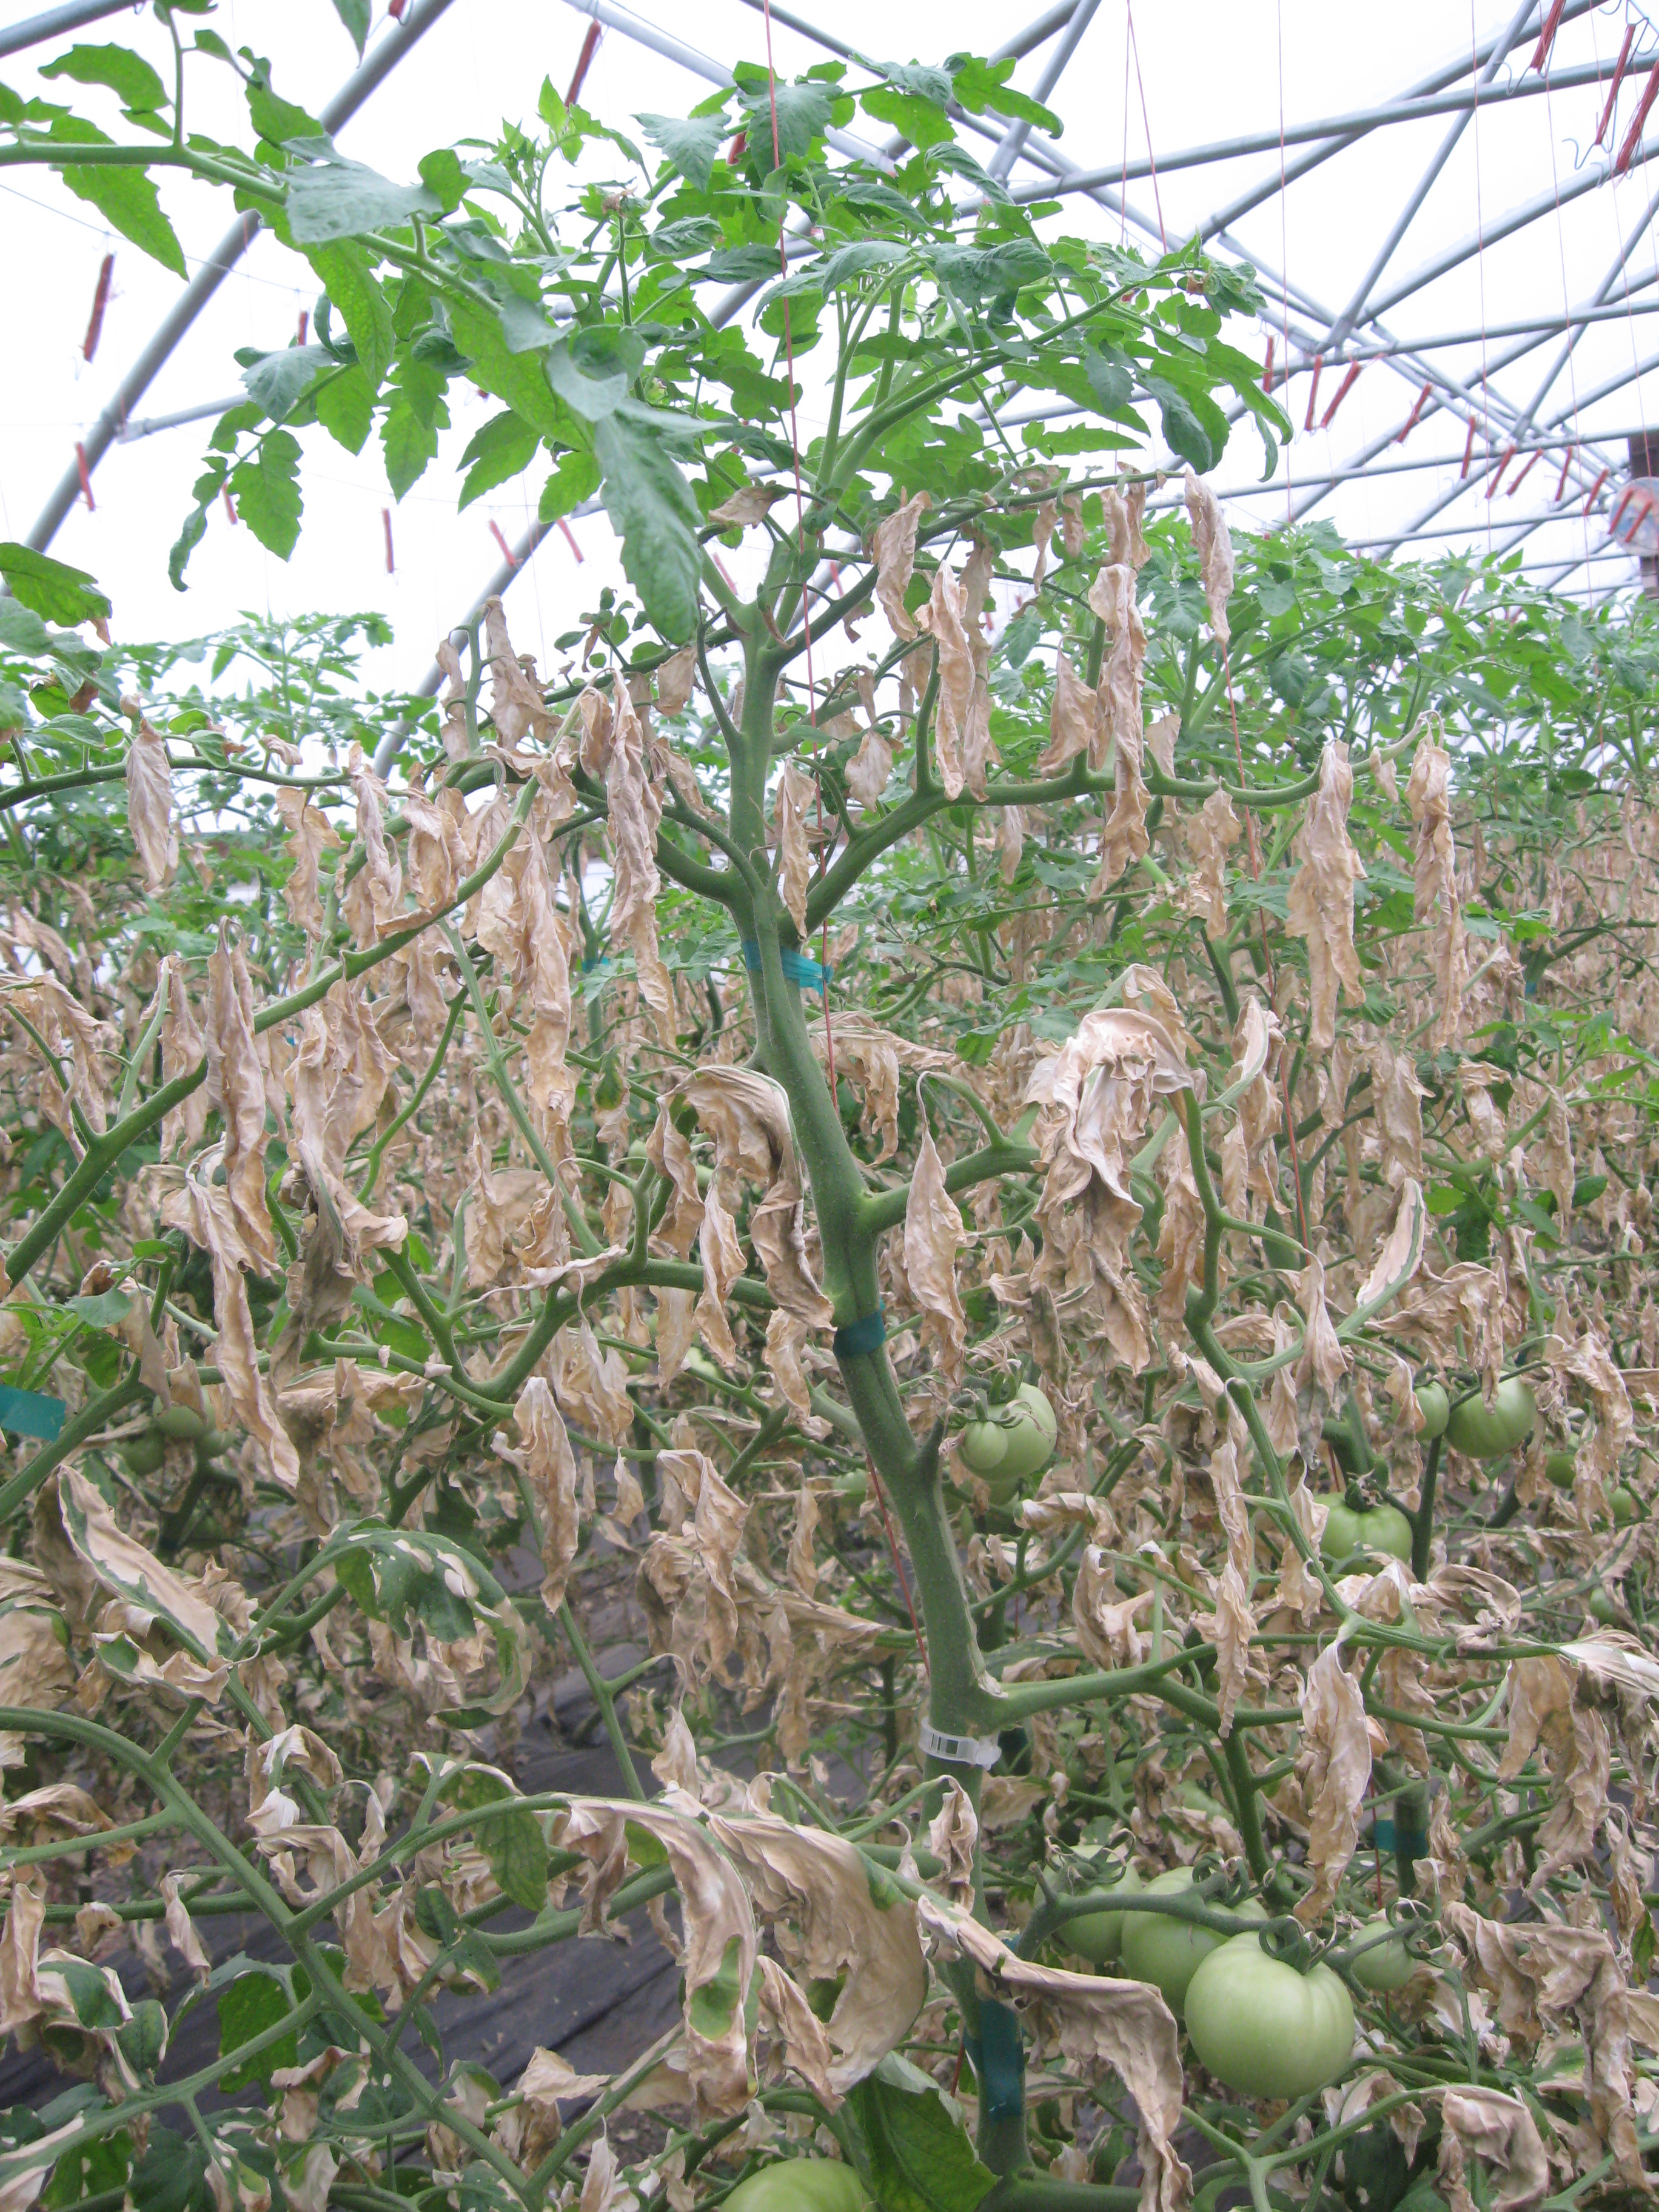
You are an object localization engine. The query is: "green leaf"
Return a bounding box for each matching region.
[64,1288,133,1329]
[543,328,645,423]
[0,545,110,628]
[380,359,450,500]
[39,43,167,112]
[449,303,564,439]
[330,1521,527,1721]
[860,83,953,152]
[240,344,330,421]
[949,53,1062,135]
[50,126,185,275]
[538,446,600,522]
[229,430,304,558]
[738,78,834,163]
[458,411,541,508]
[330,0,370,59]
[284,144,441,246]
[168,499,211,592]
[313,363,375,455]
[0,600,52,655]
[127,2131,207,2212]
[638,112,728,192]
[305,241,396,389]
[928,240,1049,315]
[592,403,704,642]
[216,1970,297,2090]
[246,65,321,147]
[418,147,467,213]
[845,2054,995,2212]
[438,1767,548,1912]
[1145,376,1223,472]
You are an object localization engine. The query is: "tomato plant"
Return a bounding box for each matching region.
[0,17,1656,2212]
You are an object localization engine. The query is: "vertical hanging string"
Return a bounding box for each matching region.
[1276,0,1293,529]
[1540,27,1592,577]
[759,0,836,1092]
[1120,5,1132,247]
[1124,0,1167,249]
[1469,2,1494,557]
[1222,639,1312,1249]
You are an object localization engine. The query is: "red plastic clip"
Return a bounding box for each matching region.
[1319,363,1362,430]
[82,253,114,364]
[726,130,748,164]
[1506,449,1541,497]
[1396,381,1432,444]
[1261,337,1275,394]
[1528,0,1566,75]
[74,441,95,512]
[382,508,395,575]
[489,521,518,568]
[297,309,308,345]
[1615,55,1659,175]
[565,19,601,106]
[1583,463,1611,516]
[557,517,583,562]
[1461,420,1478,478]
[223,485,238,525]
[1553,444,1577,502]
[1303,355,1324,434]
[1486,443,1517,498]
[1598,25,1637,147]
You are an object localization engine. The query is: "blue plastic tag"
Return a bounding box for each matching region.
[740,941,833,991]
[0,1386,66,1441]
[964,1999,1024,2122]
[833,1309,886,1359]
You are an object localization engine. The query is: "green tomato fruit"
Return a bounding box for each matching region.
[1350,1914,1416,1993]
[153,1403,207,1443]
[121,1433,166,1476]
[834,1470,868,1507]
[1544,1451,1578,1490]
[1119,1868,1265,2016]
[1185,1934,1355,2100]
[1321,1500,1413,1566]
[960,1383,1057,1503]
[1445,1377,1535,1461]
[1067,1854,1144,1966]
[1587,1582,1620,1626]
[1185,1937,1353,2088]
[1609,1485,1640,1527]
[723,2163,870,2212]
[1413,1382,1449,1439]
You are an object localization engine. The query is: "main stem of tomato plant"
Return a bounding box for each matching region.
[723,600,1030,2171]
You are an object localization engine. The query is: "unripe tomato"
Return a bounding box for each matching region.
[1544,1451,1577,1490]
[1445,1377,1535,1461]
[1608,1486,1640,1527]
[121,1433,166,1476]
[1587,1583,1619,1626]
[724,2162,870,2212]
[1119,1868,1264,2016]
[1185,1935,1355,2099]
[1349,1914,1416,1993]
[155,1402,207,1442]
[1321,1499,1413,1566]
[960,1384,1057,1504]
[1066,1853,1143,1966]
[1413,1382,1449,1439]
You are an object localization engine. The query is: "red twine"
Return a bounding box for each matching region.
[1396,381,1432,444]
[1319,362,1362,430]
[74,442,94,512]
[1614,55,1659,176]
[489,521,517,568]
[82,253,113,364]
[565,19,601,106]
[1597,25,1637,147]
[381,508,395,574]
[1582,463,1611,517]
[1303,354,1324,433]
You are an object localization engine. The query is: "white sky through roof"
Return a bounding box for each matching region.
[1,0,1655,699]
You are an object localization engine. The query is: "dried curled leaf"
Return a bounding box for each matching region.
[125,715,177,893]
[1286,741,1364,1056]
